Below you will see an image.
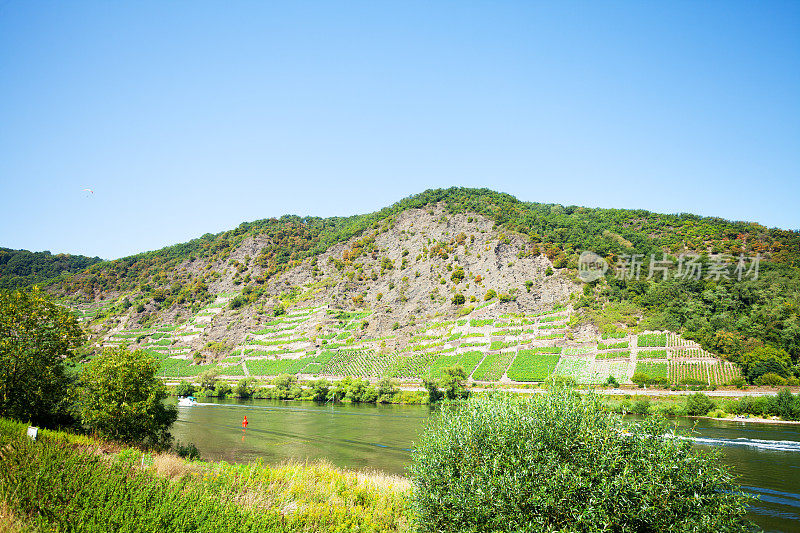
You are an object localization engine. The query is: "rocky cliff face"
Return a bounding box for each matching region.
[84,204,580,358]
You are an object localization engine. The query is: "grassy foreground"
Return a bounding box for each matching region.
[0,419,412,533]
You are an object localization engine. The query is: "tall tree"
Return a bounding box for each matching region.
[0,287,84,425]
[79,347,177,446]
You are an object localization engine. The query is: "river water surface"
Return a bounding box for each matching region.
[171,399,800,532]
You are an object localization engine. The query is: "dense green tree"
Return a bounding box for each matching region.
[174,380,195,397]
[440,365,468,400]
[0,287,84,426]
[377,376,397,402]
[310,378,330,401]
[423,379,443,404]
[199,368,220,391]
[686,392,715,416]
[740,346,791,382]
[0,248,101,290]
[411,391,751,532]
[234,377,256,398]
[79,347,177,446]
[272,373,302,399]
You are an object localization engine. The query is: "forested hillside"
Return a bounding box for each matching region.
[60,188,800,298]
[0,248,101,289]
[4,188,799,383]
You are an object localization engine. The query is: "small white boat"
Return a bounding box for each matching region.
[178,396,198,407]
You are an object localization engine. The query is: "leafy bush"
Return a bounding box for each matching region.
[79,347,177,446]
[754,372,787,386]
[410,391,750,532]
[310,378,330,401]
[175,380,195,397]
[439,365,468,400]
[228,295,246,309]
[0,287,85,426]
[543,374,577,388]
[768,388,800,420]
[632,397,651,415]
[423,379,443,403]
[686,392,715,416]
[741,346,791,382]
[214,382,232,399]
[234,378,256,398]
[199,368,220,390]
[173,441,201,460]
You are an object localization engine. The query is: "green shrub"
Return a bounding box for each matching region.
[686,392,715,416]
[79,347,177,446]
[440,365,468,400]
[173,441,201,460]
[214,382,232,399]
[631,397,651,415]
[234,378,256,399]
[729,376,747,389]
[543,374,577,388]
[754,372,787,386]
[310,378,330,402]
[199,368,220,390]
[228,295,246,309]
[410,392,751,532]
[770,388,800,420]
[423,379,443,403]
[175,380,195,397]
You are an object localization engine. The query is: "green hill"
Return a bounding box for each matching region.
[5,188,800,384]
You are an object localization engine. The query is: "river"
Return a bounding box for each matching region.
[171,399,800,532]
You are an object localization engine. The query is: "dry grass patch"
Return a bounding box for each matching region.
[152,452,200,479]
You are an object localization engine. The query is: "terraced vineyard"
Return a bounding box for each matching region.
[634,362,669,380]
[424,351,484,380]
[637,333,668,347]
[506,348,562,382]
[472,351,516,382]
[553,357,592,383]
[668,361,743,385]
[589,361,630,384]
[103,295,741,387]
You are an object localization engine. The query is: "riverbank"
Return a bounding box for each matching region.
[0,418,412,533]
[694,414,800,426]
[168,376,800,425]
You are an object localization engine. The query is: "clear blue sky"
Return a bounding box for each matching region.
[1,1,798,259]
